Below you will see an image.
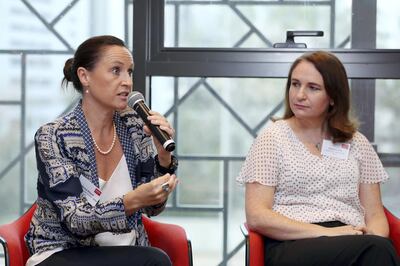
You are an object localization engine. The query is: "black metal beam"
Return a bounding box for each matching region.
[350,0,377,141]
[132,0,150,97]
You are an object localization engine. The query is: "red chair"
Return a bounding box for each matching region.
[240,222,264,266]
[143,215,193,266]
[384,207,400,256]
[0,204,193,266]
[240,207,400,266]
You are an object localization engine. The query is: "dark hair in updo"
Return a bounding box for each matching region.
[62,35,127,93]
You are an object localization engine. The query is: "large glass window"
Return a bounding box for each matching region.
[375,80,400,152]
[164,0,352,48]
[377,1,400,48]
[165,0,400,50]
[151,76,287,264]
[151,77,286,156]
[0,1,131,264]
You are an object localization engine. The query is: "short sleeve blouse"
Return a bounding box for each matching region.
[237,120,389,226]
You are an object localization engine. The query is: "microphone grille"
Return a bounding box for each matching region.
[127,91,145,109]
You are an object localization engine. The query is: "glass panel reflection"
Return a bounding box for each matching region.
[375,80,400,153]
[164,0,352,48]
[377,1,400,49]
[151,76,286,156]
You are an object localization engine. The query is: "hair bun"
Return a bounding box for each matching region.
[63,58,74,82]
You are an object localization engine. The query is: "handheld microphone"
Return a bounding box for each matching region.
[127,92,176,152]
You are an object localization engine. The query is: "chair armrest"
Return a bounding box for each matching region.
[0,221,26,266]
[0,236,10,266]
[241,223,264,266]
[0,204,37,266]
[384,207,400,256]
[142,216,192,266]
[240,224,250,266]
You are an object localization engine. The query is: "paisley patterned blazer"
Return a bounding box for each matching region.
[25,101,175,255]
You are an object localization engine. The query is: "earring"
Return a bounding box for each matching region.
[330,101,334,106]
[85,90,89,94]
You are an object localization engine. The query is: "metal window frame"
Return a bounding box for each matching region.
[133,0,400,147]
[134,0,400,80]
[133,0,400,142]
[0,0,134,211]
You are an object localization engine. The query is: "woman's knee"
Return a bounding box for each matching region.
[357,235,399,265]
[144,247,172,266]
[362,235,395,251]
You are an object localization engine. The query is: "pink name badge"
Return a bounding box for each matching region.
[79,174,102,206]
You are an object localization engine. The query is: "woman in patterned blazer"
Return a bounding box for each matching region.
[25,35,178,266]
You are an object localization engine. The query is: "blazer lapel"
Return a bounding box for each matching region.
[73,101,99,187]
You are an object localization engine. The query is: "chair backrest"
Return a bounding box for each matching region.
[240,223,264,266]
[0,203,192,266]
[0,204,37,266]
[242,207,400,266]
[384,207,400,256]
[143,216,193,266]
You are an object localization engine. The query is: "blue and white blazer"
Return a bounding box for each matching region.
[25,101,173,255]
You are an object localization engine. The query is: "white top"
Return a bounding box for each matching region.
[95,154,136,246]
[237,120,388,226]
[26,155,133,266]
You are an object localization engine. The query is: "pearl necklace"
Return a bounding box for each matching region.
[92,123,116,155]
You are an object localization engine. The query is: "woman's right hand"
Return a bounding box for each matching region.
[323,224,364,237]
[123,173,178,215]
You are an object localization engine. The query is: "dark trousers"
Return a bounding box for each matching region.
[36,246,172,266]
[264,221,400,266]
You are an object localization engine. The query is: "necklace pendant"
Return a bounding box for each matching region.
[315,142,321,151]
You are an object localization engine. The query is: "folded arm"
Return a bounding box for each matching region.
[245,182,363,240]
[359,182,389,237]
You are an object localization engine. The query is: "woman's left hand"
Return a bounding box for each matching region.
[144,110,175,165]
[354,225,368,234]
